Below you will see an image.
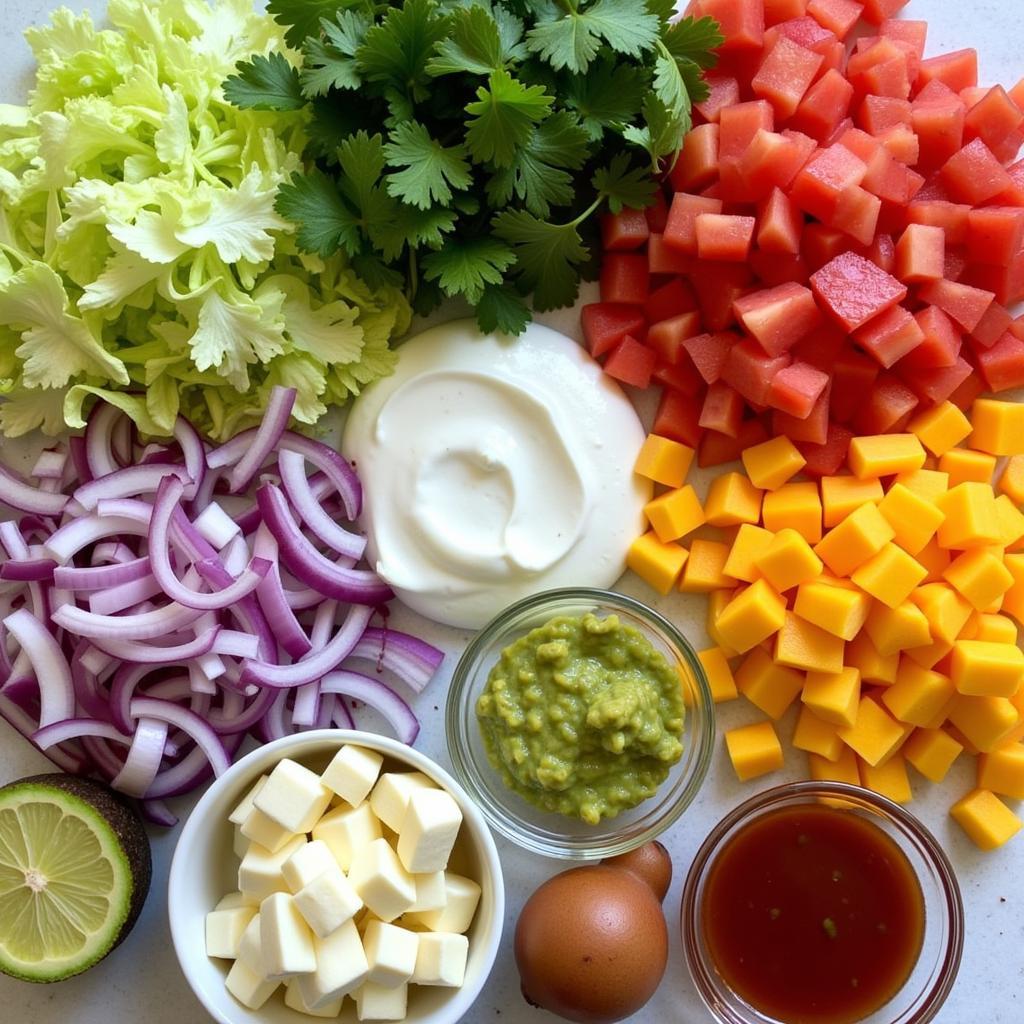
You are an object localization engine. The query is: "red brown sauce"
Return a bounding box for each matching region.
[702,803,925,1024]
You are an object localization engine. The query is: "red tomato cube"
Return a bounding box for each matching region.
[918,48,978,95]
[695,214,757,262]
[734,282,823,356]
[647,312,702,364]
[664,193,723,254]
[970,303,1013,350]
[644,279,698,325]
[752,37,823,119]
[669,123,720,192]
[940,138,1014,204]
[768,360,830,418]
[699,381,745,437]
[898,354,973,405]
[600,209,649,251]
[861,0,909,23]
[859,95,912,135]
[701,0,766,53]
[757,188,804,254]
[581,303,646,358]
[738,129,817,199]
[652,360,703,397]
[773,384,831,443]
[967,207,1024,267]
[600,252,649,305]
[695,77,741,124]
[648,233,694,275]
[603,336,656,388]
[765,0,810,27]
[798,421,855,477]
[895,223,944,283]
[853,304,925,368]
[974,330,1024,392]
[917,278,995,333]
[807,0,863,41]
[810,251,908,331]
[853,373,918,432]
[653,388,702,447]
[722,339,791,405]
[791,69,855,142]
[684,331,737,385]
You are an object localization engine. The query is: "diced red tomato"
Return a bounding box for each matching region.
[645,279,698,326]
[691,263,754,331]
[798,421,855,476]
[695,214,757,262]
[774,383,831,443]
[917,278,994,333]
[600,252,649,305]
[894,223,944,283]
[941,138,1014,204]
[865,232,896,273]
[644,191,669,233]
[653,388,702,447]
[651,359,703,397]
[853,304,924,367]
[810,251,907,331]
[722,338,791,405]
[664,193,723,254]
[733,282,823,355]
[791,145,868,221]
[647,312,703,364]
[970,302,1013,349]
[765,0,810,27]
[738,130,817,199]
[648,233,695,275]
[684,331,737,384]
[802,223,852,271]
[698,418,771,468]
[699,381,745,437]
[701,0,766,53]
[973,330,1024,392]
[603,336,656,388]
[600,210,649,251]
[581,303,646,358]
[752,37,824,119]
[903,305,961,370]
[964,85,1024,153]
[695,77,741,124]
[911,86,966,172]
[757,188,804,254]
[807,0,862,40]
[947,370,984,411]
[792,69,855,142]
[852,373,918,432]
[917,48,978,96]
[905,199,970,245]
[859,95,912,135]
[898,354,973,405]
[669,124,720,193]
[862,0,909,24]
[967,206,1024,267]
[748,250,809,286]
[830,348,881,422]
[768,359,830,417]
[847,39,910,102]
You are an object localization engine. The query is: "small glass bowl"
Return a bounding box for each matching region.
[446,587,715,860]
[681,782,964,1024]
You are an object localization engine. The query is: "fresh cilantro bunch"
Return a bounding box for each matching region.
[225,0,721,334]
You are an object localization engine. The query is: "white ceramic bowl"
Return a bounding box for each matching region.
[168,729,505,1024]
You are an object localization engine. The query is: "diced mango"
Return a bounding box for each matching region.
[911,583,973,645]
[820,475,885,527]
[962,612,1018,644]
[904,638,955,673]
[793,580,870,641]
[947,694,1020,753]
[680,539,736,593]
[969,398,1024,456]
[644,485,705,543]
[761,482,823,543]
[935,482,1001,550]
[735,647,805,720]
[893,468,949,502]
[908,401,973,457]
[815,503,896,577]
[741,435,806,491]
[915,536,954,583]
[722,523,775,582]
[755,528,823,592]
[704,471,764,527]
[846,631,900,685]
[864,599,932,657]
[838,696,910,767]
[943,548,1014,611]
[808,746,860,785]
[802,667,861,729]
[1003,553,1024,625]
[950,640,1024,697]
[627,531,688,594]
[793,706,844,761]
[725,721,784,782]
[707,588,739,657]
[634,434,695,487]
[939,447,997,488]
[994,495,1024,550]
[997,455,1024,505]
[859,752,912,804]
[882,660,955,727]
[698,647,739,703]
[848,433,927,479]
[977,743,1024,800]
[950,789,1023,850]
[715,579,788,654]
[876,483,945,556]
[851,543,928,609]
[904,728,962,783]
[774,612,845,674]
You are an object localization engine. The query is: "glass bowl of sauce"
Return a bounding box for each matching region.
[681,782,963,1024]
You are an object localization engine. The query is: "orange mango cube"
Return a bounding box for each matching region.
[680,539,736,593]
[793,706,845,761]
[704,471,763,527]
[950,640,1024,697]
[627,532,688,595]
[644,484,705,543]
[634,434,695,487]
[774,612,845,674]
[735,647,805,720]
[876,483,945,555]
[947,694,1020,753]
[977,742,1024,800]
[904,728,962,783]
[939,447,997,487]
[846,630,900,686]
[943,548,1014,610]
[935,482,1001,550]
[815,502,896,577]
[908,401,972,457]
[864,599,932,656]
[893,468,949,502]
[820,475,885,527]
[802,667,860,729]
[715,579,788,654]
[698,647,739,703]
[793,580,870,641]
[850,543,928,608]
[723,523,775,582]
[881,659,955,727]
[725,721,784,782]
[950,789,1022,850]
[848,433,927,479]
[809,745,860,785]
[838,696,909,767]
[997,455,1024,505]
[910,583,973,645]
[754,528,823,592]
[969,398,1024,456]
[859,752,912,804]
[761,482,823,543]
[741,435,806,491]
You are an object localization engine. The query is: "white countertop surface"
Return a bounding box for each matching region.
[2,1,1024,1022]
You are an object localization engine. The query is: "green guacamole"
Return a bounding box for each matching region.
[475,612,685,824]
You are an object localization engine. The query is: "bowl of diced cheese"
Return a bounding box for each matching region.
[168,729,504,1024]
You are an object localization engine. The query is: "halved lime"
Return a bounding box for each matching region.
[0,774,151,982]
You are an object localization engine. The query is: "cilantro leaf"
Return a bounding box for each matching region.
[276,169,361,258]
[465,69,553,167]
[564,56,647,140]
[299,11,369,96]
[267,0,348,50]
[525,9,602,75]
[383,121,472,209]
[592,152,657,213]
[421,237,516,303]
[663,15,724,70]
[371,204,459,261]
[476,282,532,335]
[337,130,387,209]
[356,0,450,101]
[223,53,305,111]
[492,209,588,311]
[622,90,688,169]
[426,4,507,77]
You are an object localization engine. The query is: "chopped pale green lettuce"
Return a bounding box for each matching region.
[0,0,410,440]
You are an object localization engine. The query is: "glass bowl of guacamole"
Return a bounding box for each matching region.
[447,588,715,860]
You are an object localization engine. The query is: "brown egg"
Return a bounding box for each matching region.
[602,841,673,902]
[515,864,668,1024]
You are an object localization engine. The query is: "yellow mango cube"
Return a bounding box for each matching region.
[908,401,972,457]
[644,485,705,543]
[876,483,945,556]
[977,743,1024,800]
[947,695,1020,753]
[627,532,688,595]
[754,528,824,592]
[838,696,909,766]
[935,482,1001,550]
[893,468,949,503]
[815,502,896,578]
[864,599,932,657]
[851,543,928,609]
[793,580,870,641]
[904,638,955,673]
[994,494,1024,549]
[761,482,823,543]
[848,433,927,479]
[904,728,962,783]
[943,548,1014,611]
[707,588,739,657]
[821,475,885,527]
[793,706,844,761]
[915,536,953,583]
[704,471,763,527]
[846,631,900,685]
[679,539,736,593]
[698,647,739,703]
[774,612,845,674]
[715,579,787,654]
[1003,553,1024,625]
[950,640,1024,697]
[741,435,806,491]
[950,789,1023,851]
[802,667,861,728]
[725,721,784,782]
[723,523,775,583]
[939,447,998,487]
[910,583,973,645]
[970,398,1024,456]
[808,746,861,785]
[859,752,912,804]
[735,647,805,720]
[961,612,1018,644]
[634,434,694,487]
[997,455,1024,505]
[881,659,955,727]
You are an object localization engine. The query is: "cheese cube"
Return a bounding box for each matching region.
[735,647,804,720]
[229,775,268,826]
[821,475,884,527]
[723,523,775,583]
[644,484,705,543]
[239,835,306,901]
[627,531,688,594]
[761,482,822,543]
[294,865,363,938]
[697,647,739,703]
[233,826,249,860]
[680,538,735,593]
[236,913,265,972]
[363,920,419,988]
[396,789,463,874]
[348,838,417,922]
[283,840,338,894]
[634,434,694,488]
[909,401,972,456]
[354,981,408,1022]
[877,484,945,555]
[206,905,256,959]
[838,697,908,767]
[408,871,447,914]
[715,579,787,654]
[741,435,806,490]
[754,528,823,592]
[936,482,1001,550]
[321,745,384,808]
[910,583,973,644]
[225,957,279,1010]
[793,581,870,641]
[409,873,481,933]
[216,891,258,910]
[978,743,1024,799]
[904,729,962,783]
[802,668,860,729]
[939,447,997,487]
[284,980,343,1018]
[240,807,297,854]
[859,752,912,804]
[808,745,860,786]
[254,758,333,834]
[814,503,895,577]
[704,471,763,527]
[313,802,383,871]
[370,773,436,833]
[260,892,317,979]
[970,398,1024,456]
[852,544,928,609]
[411,932,469,987]
[724,721,784,782]
[774,613,845,674]
[848,433,926,479]
[947,694,1020,752]
[943,549,1014,610]
[792,706,844,761]
[882,660,955,726]
[950,789,1023,850]
[296,919,369,1010]
[951,640,1024,697]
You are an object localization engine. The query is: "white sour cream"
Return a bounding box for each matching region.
[341,319,650,629]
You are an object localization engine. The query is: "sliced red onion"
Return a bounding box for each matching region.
[225,386,295,493]
[0,461,68,516]
[88,574,164,615]
[91,625,221,664]
[68,435,91,484]
[0,520,29,559]
[130,695,231,779]
[91,541,137,565]
[45,514,147,563]
[173,416,206,501]
[112,717,169,797]
[31,450,67,480]
[221,534,250,578]
[33,718,131,750]
[291,681,321,727]
[193,502,240,550]
[206,685,277,735]
[78,645,115,678]
[74,463,192,511]
[348,627,444,694]
[332,698,355,730]
[70,644,113,721]
[85,401,121,480]
[0,558,57,582]
[53,601,205,641]
[320,671,420,745]
[55,556,152,592]
[212,631,260,659]
[190,661,221,694]
[3,608,74,727]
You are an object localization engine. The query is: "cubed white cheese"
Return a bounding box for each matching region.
[216,891,258,910]
[205,905,256,959]
[407,872,481,934]
[295,919,369,1010]
[254,758,333,834]
[228,774,268,825]
[284,979,344,1018]
[369,772,435,832]
[293,865,362,938]
[348,838,417,922]
[411,932,469,987]
[313,802,382,871]
[225,957,279,1009]
[407,870,447,914]
[354,981,408,1022]
[396,788,463,874]
[232,825,248,860]
[240,806,297,854]
[282,839,338,893]
[239,835,306,901]
[236,913,263,972]
[260,892,317,979]
[321,744,384,807]
[362,920,418,989]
